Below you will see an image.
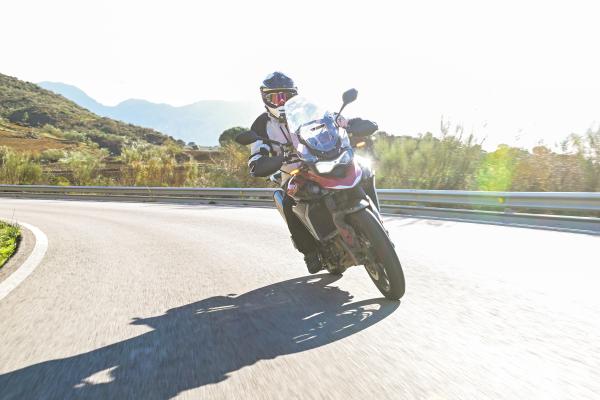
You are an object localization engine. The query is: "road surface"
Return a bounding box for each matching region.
[0,199,598,399]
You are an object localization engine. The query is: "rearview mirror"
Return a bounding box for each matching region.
[235,130,260,145]
[342,88,358,105]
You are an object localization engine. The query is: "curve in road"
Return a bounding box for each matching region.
[0,199,598,399]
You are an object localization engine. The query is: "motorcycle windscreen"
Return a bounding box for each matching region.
[284,96,350,154]
[298,115,339,153]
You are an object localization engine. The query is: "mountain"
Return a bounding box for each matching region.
[38,82,262,145]
[36,81,109,115]
[0,73,176,154]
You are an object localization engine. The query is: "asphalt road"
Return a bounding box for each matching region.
[0,199,598,399]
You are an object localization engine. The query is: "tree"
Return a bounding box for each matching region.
[219,127,247,147]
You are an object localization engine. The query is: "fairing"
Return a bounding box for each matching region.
[290,159,363,191]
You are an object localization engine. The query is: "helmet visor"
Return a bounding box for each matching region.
[262,90,297,108]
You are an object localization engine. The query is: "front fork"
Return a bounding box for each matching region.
[324,189,373,266]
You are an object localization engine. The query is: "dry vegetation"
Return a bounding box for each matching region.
[1,72,598,192]
[373,125,600,192]
[0,120,263,187]
[1,119,599,192]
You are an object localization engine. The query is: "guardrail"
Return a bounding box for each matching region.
[0,185,276,204]
[377,189,600,214]
[1,184,599,232]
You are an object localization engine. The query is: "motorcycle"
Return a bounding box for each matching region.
[235,89,405,300]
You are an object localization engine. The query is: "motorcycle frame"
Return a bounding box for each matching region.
[284,159,378,268]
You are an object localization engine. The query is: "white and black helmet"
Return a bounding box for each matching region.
[260,72,298,122]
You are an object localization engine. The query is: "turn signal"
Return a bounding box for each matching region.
[290,168,301,176]
[356,141,366,148]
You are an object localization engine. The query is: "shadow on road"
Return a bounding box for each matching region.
[0,274,399,399]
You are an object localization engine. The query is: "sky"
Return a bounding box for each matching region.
[2,0,600,150]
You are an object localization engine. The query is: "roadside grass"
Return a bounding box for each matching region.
[0,221,20,268]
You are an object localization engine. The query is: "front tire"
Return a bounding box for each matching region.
[347,208,405,300]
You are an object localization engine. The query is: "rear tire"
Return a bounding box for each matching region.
[347,208,405,300]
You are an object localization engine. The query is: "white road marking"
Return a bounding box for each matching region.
[0,222,48,302]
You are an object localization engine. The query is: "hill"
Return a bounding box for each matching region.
[38,82,261,145]
[37,81,109,115]
[0,73,176,155]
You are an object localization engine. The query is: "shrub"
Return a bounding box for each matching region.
[0,222,20,267]
[198,142,262,187]
[119,144,178,186]
[0,146,43,184]
[374,129,483,190]
[39,149,65,163]
[87,131,125,155]
[60,151,105,186]
[40,124,63,137]
[62,130,88,142]
[183,158,199,187]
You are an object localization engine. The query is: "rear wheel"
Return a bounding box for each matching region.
[347,208,405,300]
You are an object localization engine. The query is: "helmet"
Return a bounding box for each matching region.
[260,72,298,122]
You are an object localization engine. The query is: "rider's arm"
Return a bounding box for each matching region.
[248,113,277,177]
[248,113,270,164]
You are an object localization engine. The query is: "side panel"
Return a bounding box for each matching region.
[292,200,337,242]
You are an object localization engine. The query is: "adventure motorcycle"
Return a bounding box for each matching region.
[236,89,405,300]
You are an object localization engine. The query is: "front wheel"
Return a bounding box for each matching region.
[347,208,405,300]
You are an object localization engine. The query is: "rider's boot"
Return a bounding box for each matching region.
[303,251,323,274]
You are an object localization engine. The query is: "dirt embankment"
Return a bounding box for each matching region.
[0,121,78,153]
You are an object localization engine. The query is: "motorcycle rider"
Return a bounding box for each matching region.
[248,72,379,274]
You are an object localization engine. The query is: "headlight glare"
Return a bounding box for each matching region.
[314,150,352,174]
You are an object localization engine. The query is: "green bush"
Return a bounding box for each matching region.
[62,130,88,142]
[374,130,483,190]
[120,144,178,186]
[40,124,63,137]
[198,142,262,187]
[0,146,43,184]
[0,222,20,268]
[60,151,106,186]
[87,131,125,155]
[39,149,65,163]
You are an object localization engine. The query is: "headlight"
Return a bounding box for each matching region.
[315,150,353,174]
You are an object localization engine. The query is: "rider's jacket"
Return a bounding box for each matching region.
[248,113,298,175]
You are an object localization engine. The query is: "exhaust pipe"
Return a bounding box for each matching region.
[273,189,286,219]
